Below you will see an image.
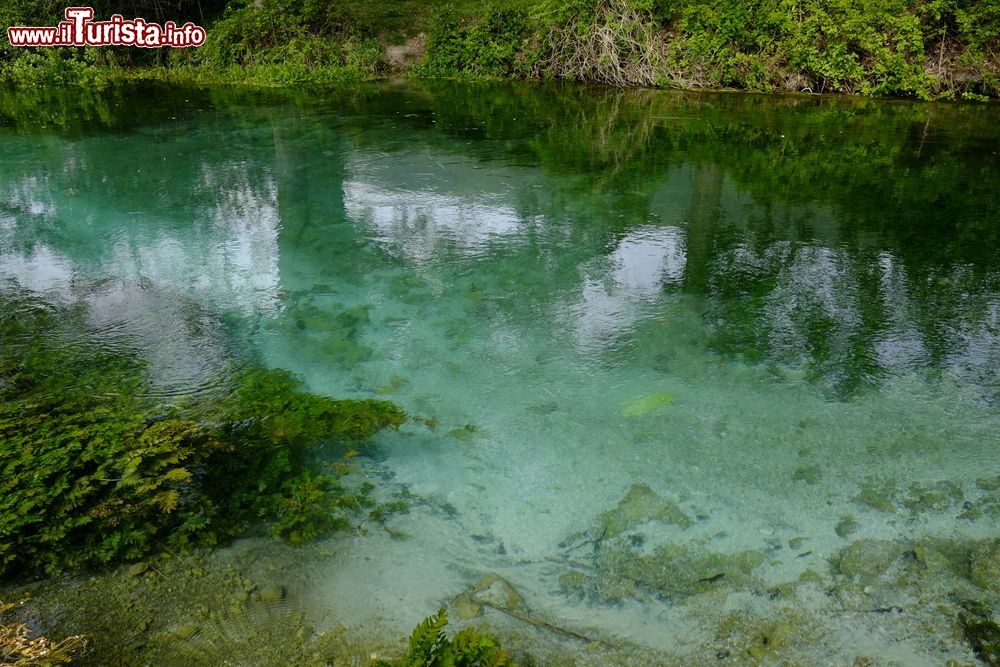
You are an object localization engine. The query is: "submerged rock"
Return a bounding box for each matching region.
[977,476,1000,492]
[592,572,640,604]
[970,540,1000,593]
[597,483,692,536]
[791,464,821,485]
[472,572,524,612]
[853,481,898,513]
[714,609,819,664]
[558,570,588,596]
[902,481,964,514]
[451,592,482,620]
[960,610,1000,666]
[834,539,918,611]
[591,542,764,602]
[835,515,858,538]
[447,424,483,442]
[127,562,149,577]
[837,539,905,583]
[259,584,285,605]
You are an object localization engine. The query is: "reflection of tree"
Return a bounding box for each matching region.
[683,164,722,296]
[353,82,1000,400]
[0,94,285,313]
[1,81,998,400]
[271,112,353,280]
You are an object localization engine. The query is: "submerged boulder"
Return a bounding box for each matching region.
[970,539,1000,593]
[597,483,692,536]
[567,542,765,603]
[837,539,905,583]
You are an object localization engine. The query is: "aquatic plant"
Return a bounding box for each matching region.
[0,293,405,579]
[380,607,513,667]
[1,598,85,665]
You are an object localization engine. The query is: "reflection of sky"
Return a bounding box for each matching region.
[343,150,535,261]
[874,251,928,368]
[98,181,283,315]
[0,156,282,315]
[343,148,692,354]
[0,157,277,394]
[0,243,74,294]
[1,128,997,399]
[763,245,861,364]
[572,225,686,351]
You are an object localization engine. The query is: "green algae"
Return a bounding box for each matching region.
[714,612,818,666]
[791,464,822,485]
[836,539,906,584]
[960,605,1000,666]
[619,392,674,417]
[834,515,858,538]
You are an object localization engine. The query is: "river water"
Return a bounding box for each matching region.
[1,81,999,665]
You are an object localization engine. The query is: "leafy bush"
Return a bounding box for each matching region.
[532,0,998,96]
[2,0,999,98]
[419,4,532,77]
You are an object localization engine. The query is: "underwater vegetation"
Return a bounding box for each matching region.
[0,291,405,579]
[0,597,85,665]
[378,607,513,667]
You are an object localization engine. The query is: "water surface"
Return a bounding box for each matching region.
[2,81,999,665]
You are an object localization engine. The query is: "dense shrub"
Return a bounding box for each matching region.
[419,4,533,77]
[1,0,997,99]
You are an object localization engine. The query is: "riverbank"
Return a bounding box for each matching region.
[2,0,998,98]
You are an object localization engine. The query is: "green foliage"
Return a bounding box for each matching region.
[268,471,355,545]
[654,0,997,96]
[2,0,996,96]
[781,0,932,96]
[0,293,405,579]
[378,608,513,667]
[418,4,533,77]
[194,0,341,68]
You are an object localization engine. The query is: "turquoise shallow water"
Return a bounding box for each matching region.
[2,81,1000,664]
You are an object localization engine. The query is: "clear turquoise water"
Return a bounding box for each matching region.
[2,81,999,664]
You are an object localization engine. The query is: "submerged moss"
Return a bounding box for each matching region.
[0,292,405,579]
[853,479,899,513]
